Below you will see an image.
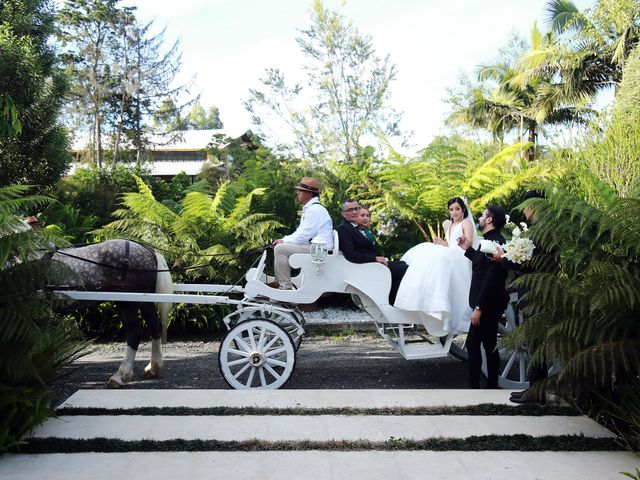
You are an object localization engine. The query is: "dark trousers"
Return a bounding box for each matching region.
[467,307,502,388]
[388,261,408,305]
[529,363,548,383]
[517,287,548,387]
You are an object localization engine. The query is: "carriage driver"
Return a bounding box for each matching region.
[272,176,334,290]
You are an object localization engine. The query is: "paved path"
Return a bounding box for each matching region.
[1,389,637,480]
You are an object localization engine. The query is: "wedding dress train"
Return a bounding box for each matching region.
[394,220,476,334]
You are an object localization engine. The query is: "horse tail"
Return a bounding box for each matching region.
[155,251,173,343]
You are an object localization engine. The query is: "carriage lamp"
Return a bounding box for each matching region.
[310,236,328,270]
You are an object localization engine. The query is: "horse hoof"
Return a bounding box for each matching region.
[108,379,123,388]
[143,364,162,379]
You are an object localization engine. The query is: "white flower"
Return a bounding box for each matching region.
[511,226,522,238]
[505,214,511,224]
[503,237,535,264]
[519,222,528,232]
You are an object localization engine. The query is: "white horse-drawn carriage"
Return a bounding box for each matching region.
[53,232,528,390]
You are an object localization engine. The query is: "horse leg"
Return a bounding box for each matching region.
[140,302,164,379]
[108,302,142,388]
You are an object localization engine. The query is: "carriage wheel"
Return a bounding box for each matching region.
[219,319,296,390]
[233,307,304,350]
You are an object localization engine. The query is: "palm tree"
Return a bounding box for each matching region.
[512,0,640,104]
[448,22,594,160]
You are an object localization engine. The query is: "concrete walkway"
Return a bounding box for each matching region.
[1,389,637,480]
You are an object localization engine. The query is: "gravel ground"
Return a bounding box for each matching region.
[50,308,470,405]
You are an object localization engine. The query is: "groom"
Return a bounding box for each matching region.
[458,204,510,388]
[336,199,407,305]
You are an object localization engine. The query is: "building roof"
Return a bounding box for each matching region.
[71,128,249,152]
[68,128,255,177]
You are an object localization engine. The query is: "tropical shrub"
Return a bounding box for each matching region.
[203,136,309,234]
[504,175,640,448]
[90,176,282,330]
[0,185,88,452]
[372,142,546,236]
[48,165,197,239]
[94,176,282,282]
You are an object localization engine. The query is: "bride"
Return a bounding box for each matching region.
[394,197,478,334]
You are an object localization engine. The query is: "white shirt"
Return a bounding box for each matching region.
[283,197,334,249]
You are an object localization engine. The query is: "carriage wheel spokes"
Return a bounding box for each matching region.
[497,345,529,389]
[230,307,304,351]
[219,319,296,390]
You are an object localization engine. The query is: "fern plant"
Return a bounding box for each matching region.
[373,141,549,239]
[503,176,640,443]
[0,185,88,452]
[94,176,282,283]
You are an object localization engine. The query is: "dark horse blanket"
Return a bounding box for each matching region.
[52,239,160,293]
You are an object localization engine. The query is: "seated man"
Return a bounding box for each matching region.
[272,176,334,290]
[336,199,407,305]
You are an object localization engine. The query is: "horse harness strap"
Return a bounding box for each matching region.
[121,239,131,281]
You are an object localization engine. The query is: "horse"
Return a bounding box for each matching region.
[49,239,173,387]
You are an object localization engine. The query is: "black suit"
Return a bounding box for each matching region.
[336,221,407,305]
[464,228,510,388]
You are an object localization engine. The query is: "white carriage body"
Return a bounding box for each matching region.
[52,231,528,389]
[241,231,454,361]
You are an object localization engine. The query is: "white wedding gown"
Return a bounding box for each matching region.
[394,220,477,334]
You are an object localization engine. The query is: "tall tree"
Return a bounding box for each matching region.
[187,100,223,130]
[57,0,121,168]
[153,97,188,131]
[447,27,592,159]
[245,0,402,165]
[58,0,190,165]
[512,0,640,107]
[0,0,69,188]
[120,17,188,162]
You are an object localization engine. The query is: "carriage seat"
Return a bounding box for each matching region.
[243,231,448,335]
[244,230,391,305]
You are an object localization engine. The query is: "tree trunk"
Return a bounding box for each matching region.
[95,110,102,169]
[113,90,127,163]
[135,41,142,164]
[524,125,536,161]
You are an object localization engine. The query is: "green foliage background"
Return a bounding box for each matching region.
[2,0,640,453]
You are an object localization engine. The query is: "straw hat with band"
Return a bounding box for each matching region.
[294,177,321,194]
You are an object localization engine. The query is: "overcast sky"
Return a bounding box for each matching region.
[122,0,596,152]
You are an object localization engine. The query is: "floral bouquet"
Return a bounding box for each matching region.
[478,215,535,264]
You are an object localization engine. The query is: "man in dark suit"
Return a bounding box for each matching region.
[336,199,407,305]
[458,204,510,388]
[492,190,549,403]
